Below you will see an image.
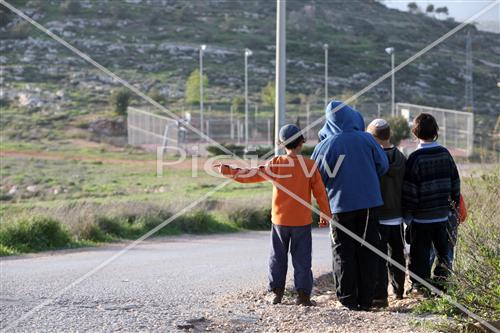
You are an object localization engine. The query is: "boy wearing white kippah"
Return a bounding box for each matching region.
[367,119,407,307]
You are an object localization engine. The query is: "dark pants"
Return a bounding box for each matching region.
[408,221,450,288]
[430,215,458,270]
[330,209,379,308]
[374,224,406,299]
[268,224,313,295]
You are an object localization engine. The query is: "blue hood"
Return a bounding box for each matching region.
[312,101,388,213]
[318,101,365,141]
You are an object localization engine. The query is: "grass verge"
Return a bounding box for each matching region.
[0,203,273,256]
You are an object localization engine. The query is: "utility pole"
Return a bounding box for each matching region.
[385,47,395,117]
[274,0,286,155]
[324,43,329,107]
[199,44,206,136]
[244,48,252,148]
[465,30,474,112]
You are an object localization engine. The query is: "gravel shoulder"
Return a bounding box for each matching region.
[199,273,437,333]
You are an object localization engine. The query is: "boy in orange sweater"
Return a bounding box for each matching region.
[216,124,332,306]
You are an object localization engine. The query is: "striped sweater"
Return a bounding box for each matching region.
[402,144,460,221]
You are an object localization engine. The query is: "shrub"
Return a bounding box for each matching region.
[261,81,275,107]
[172,211,237,234]
[0,216,72,252]
[388,116,411,146]
[78,222,110,242]
[231,96,245,113]
[185,69,208,104]
[9,22,31,39]
[110,88,131,116]
[148,89,165,104]
[229,207,271,230]
[0,244,17,256]
[60,0,80,15]
[110,4,128,19]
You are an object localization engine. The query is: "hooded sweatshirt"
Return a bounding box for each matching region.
[378,146,407,223]
[311,101,389,214]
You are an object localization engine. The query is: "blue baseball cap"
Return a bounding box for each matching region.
[279,124,302,143]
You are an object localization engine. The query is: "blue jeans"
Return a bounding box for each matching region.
[268,224,313,295]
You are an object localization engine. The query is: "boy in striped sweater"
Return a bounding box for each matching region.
[403,113,460,295]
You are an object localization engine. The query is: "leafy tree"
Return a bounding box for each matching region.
[426,4,434,13]
[407,2,419,14]
[61,0,80,15]
[231,96,245,113]
[388,116,411,146]
[260,81,275,107]
[435,6,449,16]
[185,70,208,104]
[148,89,165,104]
[110,88,131,116]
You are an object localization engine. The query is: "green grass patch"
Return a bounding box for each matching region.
[0,203,272,256]
[0,215,72,253]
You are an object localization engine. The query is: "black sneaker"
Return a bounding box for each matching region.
[372,298,389,308]
[271,287,284,304]
[358,304,372,311]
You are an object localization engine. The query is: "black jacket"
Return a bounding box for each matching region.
[378,147,407,220]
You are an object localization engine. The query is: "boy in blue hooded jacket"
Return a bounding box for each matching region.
[312,101,389,311]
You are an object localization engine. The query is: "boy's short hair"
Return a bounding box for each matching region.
[279,124,305,150]
[412,113,439,141]
[283,135,305,150]
[367,118,391,141]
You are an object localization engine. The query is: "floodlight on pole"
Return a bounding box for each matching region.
[385,47,395,117]
[199,44,206,136]
[274,0,286,156]
[324,43,329,108]
[244,48,252,148]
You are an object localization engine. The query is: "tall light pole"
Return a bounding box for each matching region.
[199,44,206,136]
[385,47,395,117]
[274,0,286,155]
[324,43,329,108]
[244,48,252,148]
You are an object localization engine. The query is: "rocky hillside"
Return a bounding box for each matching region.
[0,0,499,129]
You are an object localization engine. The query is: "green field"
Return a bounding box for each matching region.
[0,139,274,255]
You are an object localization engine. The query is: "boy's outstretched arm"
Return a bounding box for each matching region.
[217,163,268,183]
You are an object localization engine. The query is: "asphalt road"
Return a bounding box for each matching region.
[0,229,333,332]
